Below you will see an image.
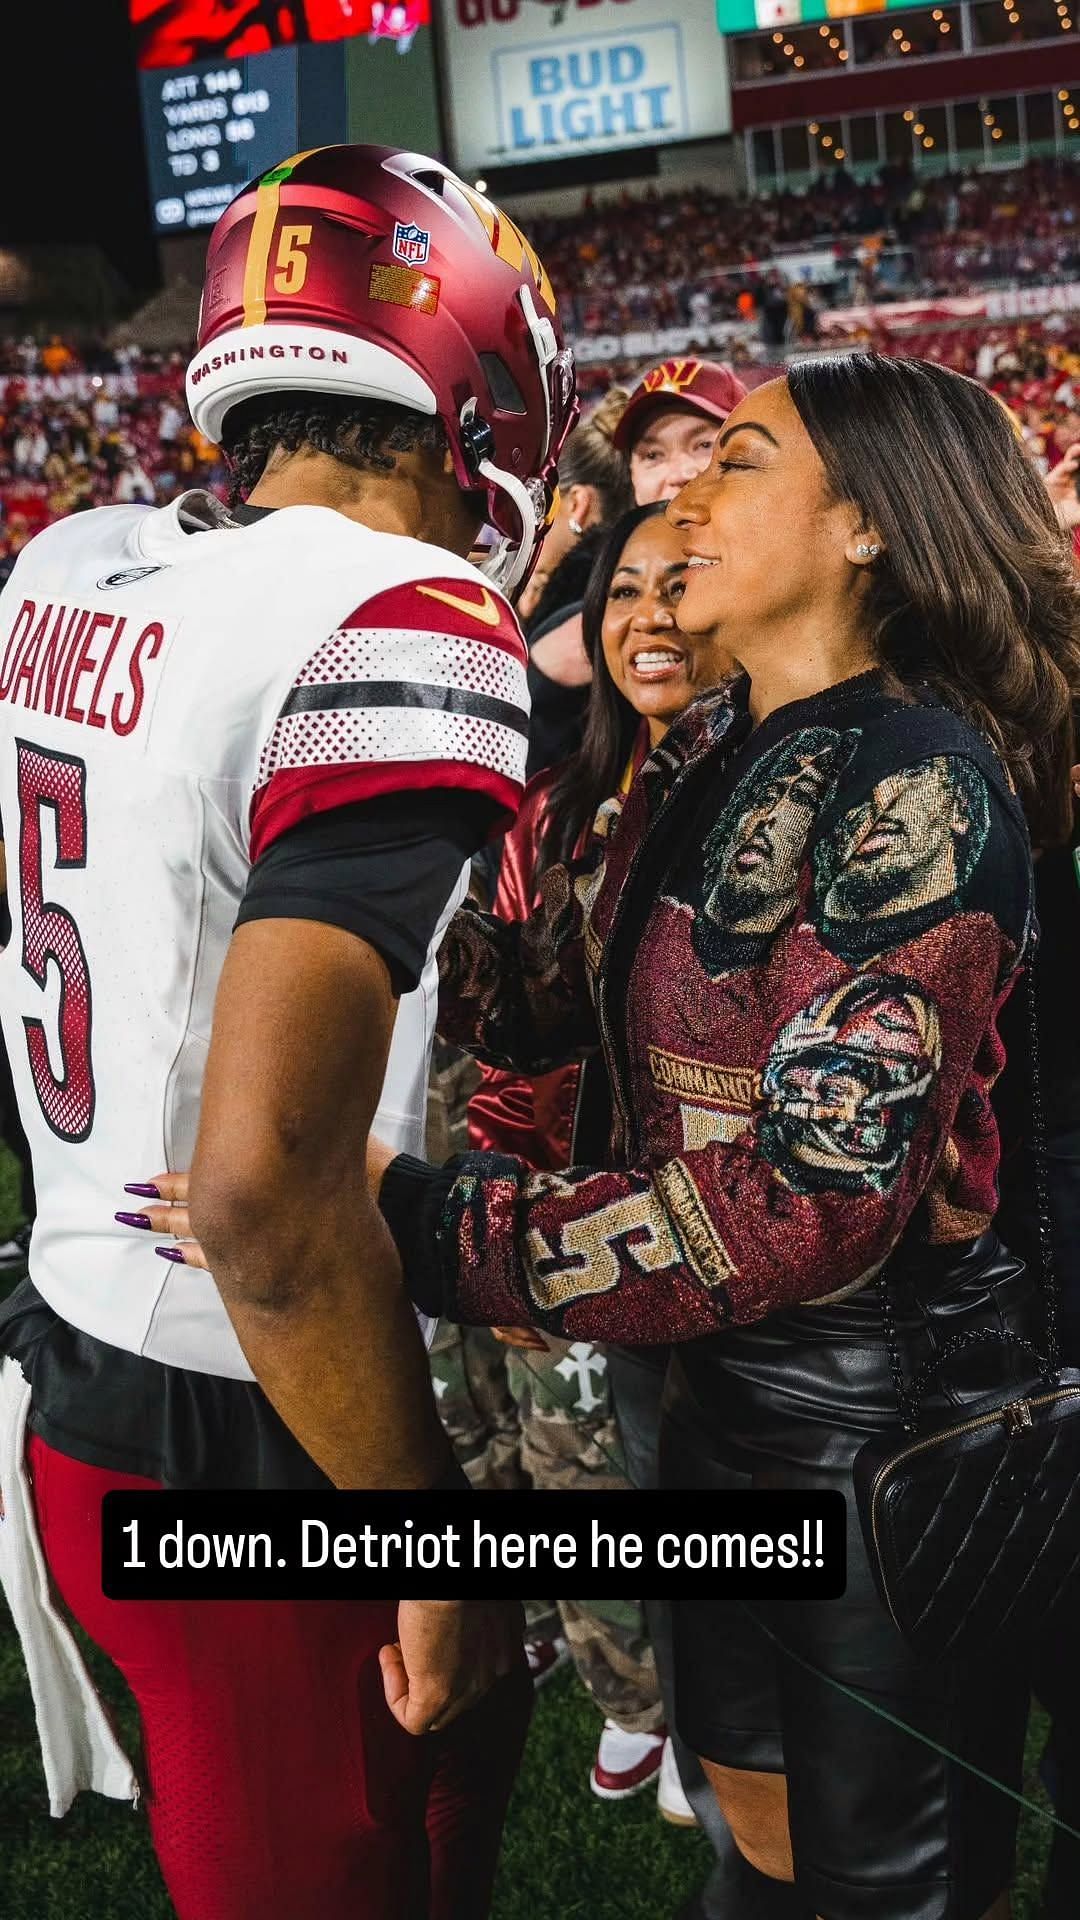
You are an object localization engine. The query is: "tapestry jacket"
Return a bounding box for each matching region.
[380,671,1034,1345]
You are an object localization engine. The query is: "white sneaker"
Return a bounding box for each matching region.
[589,1720,666,1800]
[657,1736,699,1827]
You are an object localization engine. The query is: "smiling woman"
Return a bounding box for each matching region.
[372,354,1080,1920]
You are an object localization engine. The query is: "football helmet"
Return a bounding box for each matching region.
[186,145,578,594]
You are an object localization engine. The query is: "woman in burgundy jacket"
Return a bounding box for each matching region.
[379,358,1080,1920]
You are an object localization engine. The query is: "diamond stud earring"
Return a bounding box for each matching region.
[855,542,881,559]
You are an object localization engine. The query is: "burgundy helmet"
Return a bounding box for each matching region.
[186,145,578,593]
[613,358,748,452]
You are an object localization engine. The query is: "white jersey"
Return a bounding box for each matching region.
[0,491,528,1380]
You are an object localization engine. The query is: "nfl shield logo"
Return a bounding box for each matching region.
[393,222,431,267]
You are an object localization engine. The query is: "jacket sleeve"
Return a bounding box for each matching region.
[437,843,602,1076]
[464,773,582,1164]
[386,770,1030,1343]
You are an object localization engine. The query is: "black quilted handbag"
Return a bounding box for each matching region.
[853,968,1080,1660]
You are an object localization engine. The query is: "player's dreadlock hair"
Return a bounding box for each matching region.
[220,391,449,506]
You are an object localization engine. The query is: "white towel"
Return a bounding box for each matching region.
[0,1356,139,1817]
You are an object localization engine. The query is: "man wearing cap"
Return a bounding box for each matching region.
[613,358,749,508]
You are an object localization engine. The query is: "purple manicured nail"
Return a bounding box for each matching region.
[124,1182,161,1200]
[155,1246,186,1264]
[115,1211,153,1231]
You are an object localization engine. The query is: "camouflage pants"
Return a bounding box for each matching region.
[429,1319,662,1733]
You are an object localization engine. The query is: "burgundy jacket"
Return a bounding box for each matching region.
[382,674,1033,1346]
[467,725,652,1168]
[466,766,582,1169]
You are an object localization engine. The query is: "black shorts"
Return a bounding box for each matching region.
[659,1240,1037,1920]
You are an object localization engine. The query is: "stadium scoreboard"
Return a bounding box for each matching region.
[140,52,301,233]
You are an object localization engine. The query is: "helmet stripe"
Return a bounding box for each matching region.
[241,148,326,329]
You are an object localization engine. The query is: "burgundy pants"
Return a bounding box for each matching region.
[28,1433,531,1920]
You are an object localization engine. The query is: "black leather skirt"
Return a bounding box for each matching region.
[659,1235,1038,1920]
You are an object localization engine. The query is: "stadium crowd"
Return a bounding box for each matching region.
[4,312,1079,582]
[535,156,1080,334]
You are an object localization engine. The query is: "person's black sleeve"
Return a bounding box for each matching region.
[236,790,497,997]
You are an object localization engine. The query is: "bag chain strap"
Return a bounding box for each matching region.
[880,957,1061,1436]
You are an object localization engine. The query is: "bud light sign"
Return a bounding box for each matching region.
[493,25,687,157]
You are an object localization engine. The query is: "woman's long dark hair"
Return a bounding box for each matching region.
[787,354,1080,845]
[538,503,665,874]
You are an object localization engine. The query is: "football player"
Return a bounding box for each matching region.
[0,145,575,1920]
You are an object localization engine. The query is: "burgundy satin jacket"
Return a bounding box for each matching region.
[466,765,583,1169]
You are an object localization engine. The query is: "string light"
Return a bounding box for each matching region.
[772,31,784,42]
[903,109,915,121]
[938,19,950,28]
[828,34,840,46]
[819,24,830,34]
[992,126,1004,138]
[900,38,912,49]
[783,42,794,54]
[794,53,805,64]
[809,121,820,133]
[983,113,995,125]
[1008,11,1020,22]
[1060,90,1072,100]
[838,47,848,56]
[914,121,926,134]
[892,26,903,37]
[923,136,935,148]
[822,134,834,147]
[835,147,846,159]
[932,6,943,15]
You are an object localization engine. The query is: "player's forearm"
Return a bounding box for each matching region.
[204,1189,452,1488]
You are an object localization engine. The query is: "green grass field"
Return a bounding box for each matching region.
[0,1152,1057,1920]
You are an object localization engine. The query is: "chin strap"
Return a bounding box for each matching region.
[476,457,540,600]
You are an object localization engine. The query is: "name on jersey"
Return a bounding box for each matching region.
[0,598,167,737]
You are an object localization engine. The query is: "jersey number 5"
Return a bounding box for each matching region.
[16,741,95,1142]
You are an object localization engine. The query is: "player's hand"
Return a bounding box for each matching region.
[380,1599,524,1736]
[491,1325,549,1352]
[116,1171,210,1270]
[1045,442,1080,530]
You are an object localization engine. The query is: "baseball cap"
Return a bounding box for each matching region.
[613,359,748,453]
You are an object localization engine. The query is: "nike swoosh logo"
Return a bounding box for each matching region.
[416,583,501,627]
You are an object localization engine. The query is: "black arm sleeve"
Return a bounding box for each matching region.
[236,790,497,996]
